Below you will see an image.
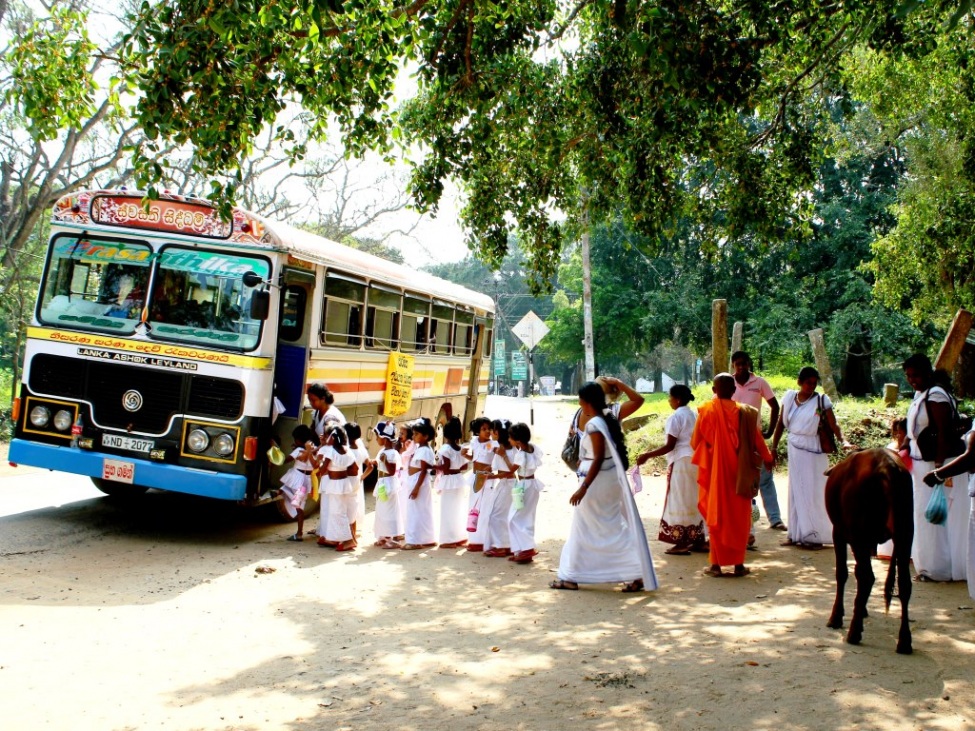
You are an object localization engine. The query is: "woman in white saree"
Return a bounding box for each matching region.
[550,382,658,592]
[771,367,850,549]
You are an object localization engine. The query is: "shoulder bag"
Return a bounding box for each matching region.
[561,408,582,471]
[915,387,966,462]
[817,394,838,455]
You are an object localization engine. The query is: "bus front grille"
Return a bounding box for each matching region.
[27,354,245,433]
[88,363,184,432]
[188,376,244,419]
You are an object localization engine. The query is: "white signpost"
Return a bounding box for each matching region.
[511,311,550,426]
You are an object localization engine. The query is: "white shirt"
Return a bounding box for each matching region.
[664,406,696,464]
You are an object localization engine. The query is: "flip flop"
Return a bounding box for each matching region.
[665,547,692,556]
[732,566,751,577]
[621,580,644,593]
[286,534,303,542]
[702,567,724,578]
[549,579,578,590]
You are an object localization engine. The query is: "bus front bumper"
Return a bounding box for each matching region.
[7,439,248,501]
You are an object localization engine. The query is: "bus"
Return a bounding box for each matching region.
[8,189,495,509]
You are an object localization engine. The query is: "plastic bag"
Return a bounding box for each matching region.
[924,483,948,525]
[627,465,643,495]
[511,481,525,510]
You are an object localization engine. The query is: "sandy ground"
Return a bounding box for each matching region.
[1,396,974,731]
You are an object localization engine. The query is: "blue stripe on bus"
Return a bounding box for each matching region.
[7,439,248,501]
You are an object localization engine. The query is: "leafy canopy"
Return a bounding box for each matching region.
[115,0,970,288]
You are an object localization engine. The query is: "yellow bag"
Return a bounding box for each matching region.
[311,470,320,501]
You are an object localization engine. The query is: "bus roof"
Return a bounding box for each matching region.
[52,189,495,314]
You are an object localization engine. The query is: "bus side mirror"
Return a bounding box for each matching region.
[250,290,270,320]
[242,271,264,288]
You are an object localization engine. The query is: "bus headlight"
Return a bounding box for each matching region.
[213,433,235,457]
[187,429,210,453]
[30,405,51,427]
[53,410,74,431]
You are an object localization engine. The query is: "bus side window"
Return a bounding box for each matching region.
[279,285,307,342]
[365,285,401,350]
[402,295,430,352]
[454,308,474,355]
[322,273,365,348]
[431,303,453,354]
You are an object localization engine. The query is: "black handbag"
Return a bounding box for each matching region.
[561,408,582,471]
[915,387,966,462]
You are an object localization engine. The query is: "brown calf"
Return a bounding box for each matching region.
[824,448,914,654]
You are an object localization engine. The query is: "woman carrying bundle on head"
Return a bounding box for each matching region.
[550,382,658,593]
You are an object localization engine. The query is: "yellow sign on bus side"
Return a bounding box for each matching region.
[384,352,415,417]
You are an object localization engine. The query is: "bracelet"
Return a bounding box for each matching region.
[932,470,945,484]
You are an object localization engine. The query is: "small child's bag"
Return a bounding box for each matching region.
[467,494,482,532]
[511,481,525,510]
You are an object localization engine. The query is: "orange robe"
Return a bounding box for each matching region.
[692,399,772,566]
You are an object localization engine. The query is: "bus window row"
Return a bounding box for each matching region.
[319,272,493,357]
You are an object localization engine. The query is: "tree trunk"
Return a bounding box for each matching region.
[841,333,873,397]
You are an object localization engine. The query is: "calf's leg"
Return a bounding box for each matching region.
[827,535,847,630]
[846,542,874,646]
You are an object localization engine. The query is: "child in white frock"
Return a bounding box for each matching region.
[483,419,517,557]
[437,417,470,548]
[277,424,319,542]
[403,420,437,550]
[317,425,359,551]
[464,417,496,552]
[372,422,403,548]
[344,422,369,536]
[508,422,544,564]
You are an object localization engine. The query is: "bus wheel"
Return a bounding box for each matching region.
[91,477,149,499]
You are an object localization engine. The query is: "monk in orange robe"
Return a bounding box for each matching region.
[692,373,774,577]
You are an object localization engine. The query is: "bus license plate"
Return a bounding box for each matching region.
[102,458,135,484]
[102,434,153,453]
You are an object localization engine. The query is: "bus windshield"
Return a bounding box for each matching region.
[39,235,152,335]
[146,247,269,350]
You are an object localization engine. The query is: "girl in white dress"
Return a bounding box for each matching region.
[483,419,517,558]
[402,420,437,550]
[277,424,319,542]
[344,422,369,536]
[635,385,703,555]
[317,425,359,551]
[464,417,496,552]
[508,422,544,564]
[396,424,415,536]
[372,422,403,548]
[551,382,658,592]
[771,367,849,548]
[437,417,470,548]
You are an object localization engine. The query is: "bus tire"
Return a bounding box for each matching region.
[91,477,149,499]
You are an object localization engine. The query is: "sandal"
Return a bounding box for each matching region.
[914,573,940,583]
[703,566,724,578]
[691,542,710,553]
[769,522,788,531]
[484,548,512,558]
[286,533,303,542]
[621,579,644,593]
[798,542,823,551]
[665,546,692,556]
[732,565,751,577]
[335,542,357,552]
[780,538,797,547]
[549,579,578,590]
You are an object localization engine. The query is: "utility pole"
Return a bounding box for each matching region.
[581,198,595,383]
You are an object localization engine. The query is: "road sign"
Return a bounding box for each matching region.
[493,339,506,376]
[512,310,550,350]
[510,351,528,380]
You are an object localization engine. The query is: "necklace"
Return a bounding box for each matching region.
[796,392,814,405]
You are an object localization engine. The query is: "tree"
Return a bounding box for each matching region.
[117,0,971,288]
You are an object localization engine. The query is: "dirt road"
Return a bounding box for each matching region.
[1,396,973,730]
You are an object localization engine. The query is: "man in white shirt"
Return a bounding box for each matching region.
[731,351,786,532]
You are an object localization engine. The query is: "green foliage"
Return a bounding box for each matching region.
[5,5,98,141]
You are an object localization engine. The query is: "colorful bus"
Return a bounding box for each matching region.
[8,190,495,507]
